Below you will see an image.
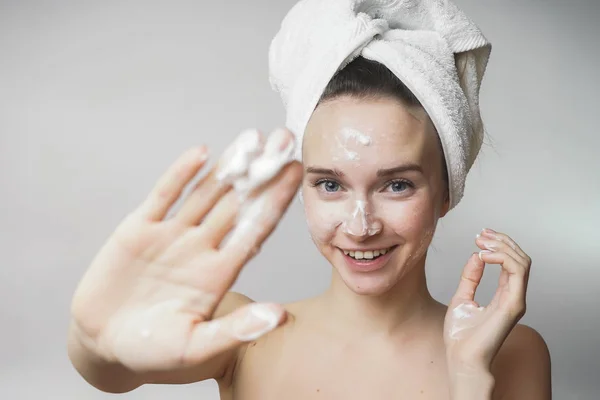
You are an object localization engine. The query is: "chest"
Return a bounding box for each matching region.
[232,327,451,400]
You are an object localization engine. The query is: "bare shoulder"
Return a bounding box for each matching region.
[225,297,309,390]
[213,291,255,318]
[282,297,314,318]
[215,292,308,327]
[491,323,552,399]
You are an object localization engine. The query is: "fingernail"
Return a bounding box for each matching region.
[232,304,281,341]
[481,229,497,239]
[479,239,497,251]
[198,147,209,162]
[478,250,493,261]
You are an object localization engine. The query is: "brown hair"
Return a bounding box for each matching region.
[317,56,449,196]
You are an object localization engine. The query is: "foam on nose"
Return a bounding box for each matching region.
[341,200,382,237]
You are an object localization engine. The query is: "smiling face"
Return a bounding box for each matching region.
[302,95,449,295]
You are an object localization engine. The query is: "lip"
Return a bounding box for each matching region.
[340,245,397,273]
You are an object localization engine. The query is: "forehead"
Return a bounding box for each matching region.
[303,96,438,167]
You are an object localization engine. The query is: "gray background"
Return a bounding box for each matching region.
[1,0,598,398]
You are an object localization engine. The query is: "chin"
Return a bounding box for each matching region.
[329,247,405,296]
[344,275,397,296]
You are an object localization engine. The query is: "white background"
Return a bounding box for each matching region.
[1,0,598,398]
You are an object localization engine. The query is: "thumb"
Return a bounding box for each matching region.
[183,303,286,365]
[451,252,486,306]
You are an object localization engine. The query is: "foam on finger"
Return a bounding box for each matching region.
[216,128,297,249]
[216,128,295,199]
[183,303,285,365]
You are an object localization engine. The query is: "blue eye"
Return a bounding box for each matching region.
[387,180,412,193]
[317,180,340,192]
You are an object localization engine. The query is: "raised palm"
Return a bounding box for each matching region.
[70,129,301,373]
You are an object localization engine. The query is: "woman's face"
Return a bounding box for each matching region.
[302,95,449,295]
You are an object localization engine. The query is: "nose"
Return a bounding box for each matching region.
[341,199,383,240]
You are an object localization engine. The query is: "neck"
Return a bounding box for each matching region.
[316,255,441,339]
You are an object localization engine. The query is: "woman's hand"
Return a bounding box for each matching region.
[443,229,532,379]
[70,128,301,375]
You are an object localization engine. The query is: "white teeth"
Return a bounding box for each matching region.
[342,247,391,260]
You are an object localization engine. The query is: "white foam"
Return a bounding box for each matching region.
[341,127,372,146]
[217,129,295,246]
[336,127,372,161]
[217,129,295,198]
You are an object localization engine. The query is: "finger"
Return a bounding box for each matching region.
[174,171,232,226]
[489,268,510,311]
[451,253,486,304]
[181,302,286,366]
[195,190,242,248]
[137,146,209,221]
[186,129,297,248]
[480,229,530,262]
[175,129,265,225]
[498,267,509,288]
[476,234,529,270]
[478,250,528,282]
[478,250,529,316]
[218,162,302,283]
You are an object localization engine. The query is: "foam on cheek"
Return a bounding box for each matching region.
[334,127,372,161]
[394,199,441,266]
[305,203,344,245]
[404,225,436,265]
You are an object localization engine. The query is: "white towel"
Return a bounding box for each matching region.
[268,0,491,210]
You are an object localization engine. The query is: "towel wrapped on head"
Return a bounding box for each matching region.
[268,0,491,210]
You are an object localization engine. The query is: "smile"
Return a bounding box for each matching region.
[341,246,395,260]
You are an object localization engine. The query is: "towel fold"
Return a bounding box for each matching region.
[268,0,491,209]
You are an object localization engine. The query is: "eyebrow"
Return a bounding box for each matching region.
[305,167,345,177]
[376,163,423,177]
[305,164,423,178]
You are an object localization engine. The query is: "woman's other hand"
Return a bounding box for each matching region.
[444,229,532,372]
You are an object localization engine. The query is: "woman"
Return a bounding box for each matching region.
[68,1,551,399]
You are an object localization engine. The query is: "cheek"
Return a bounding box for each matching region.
[303,193,344,244]
[378,198,438,264]
[378,196,438,238]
